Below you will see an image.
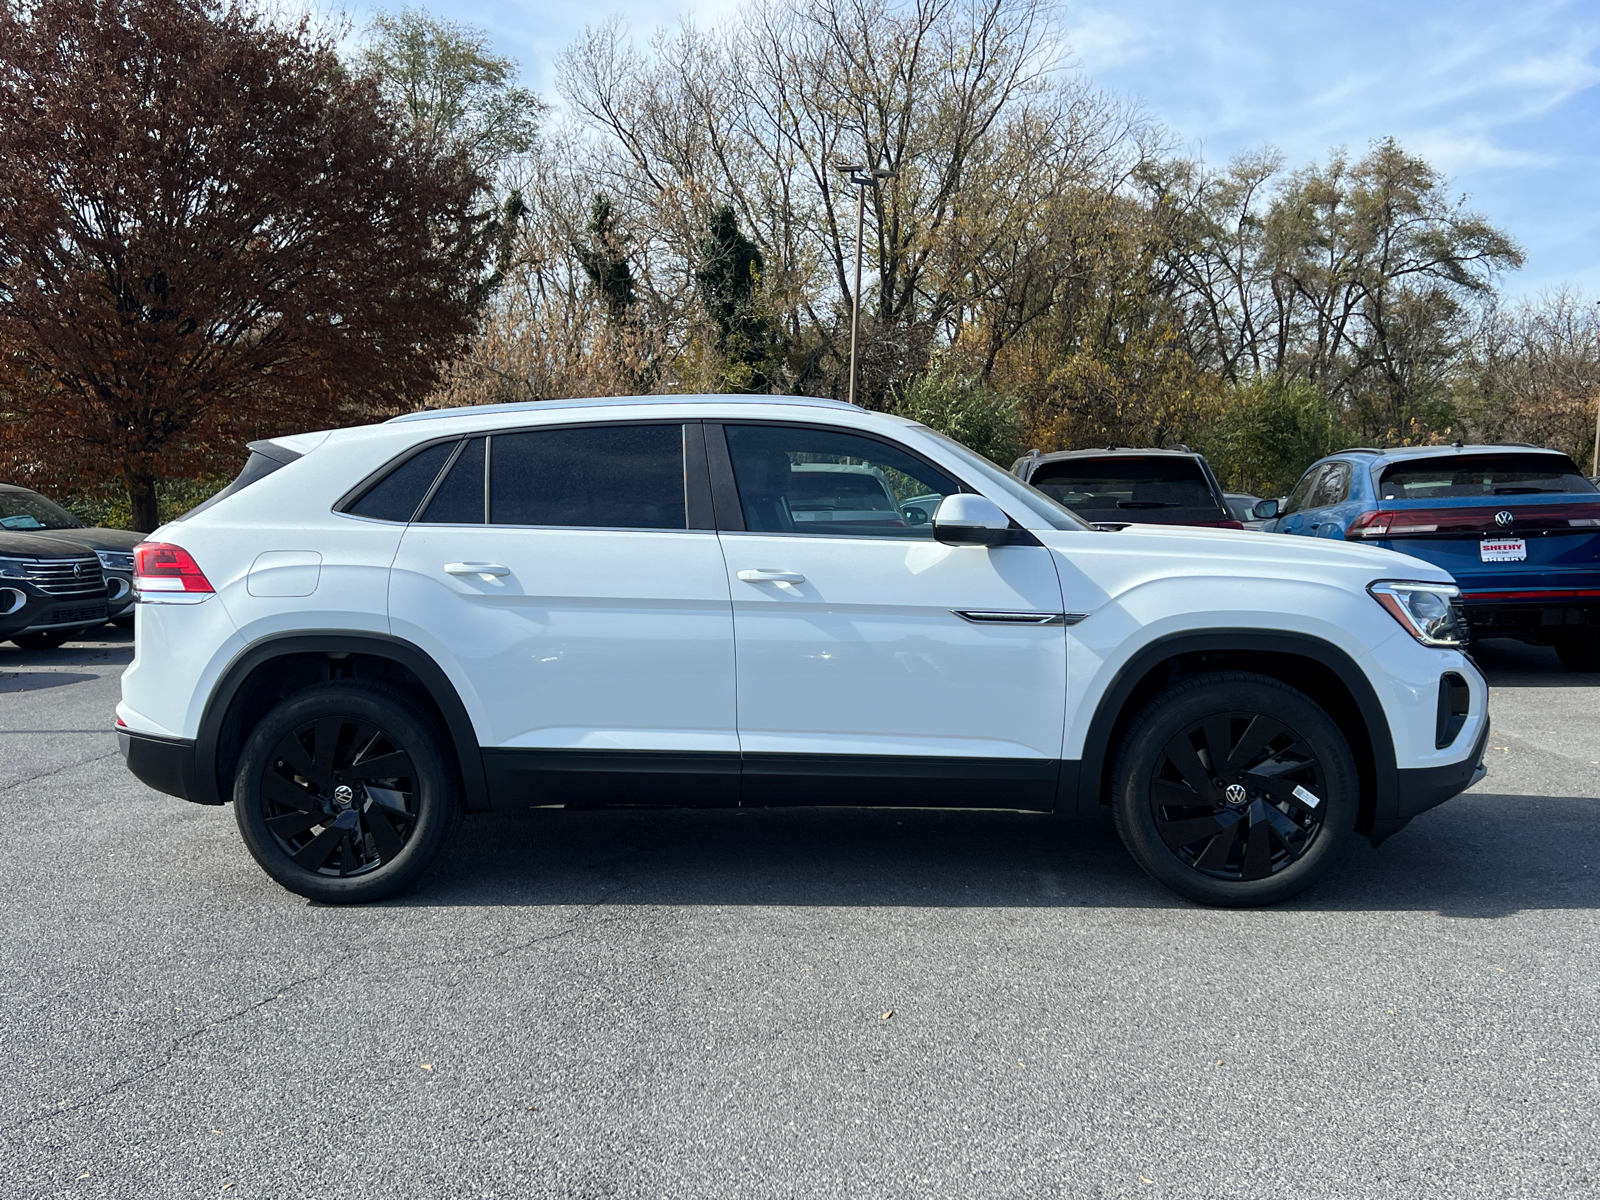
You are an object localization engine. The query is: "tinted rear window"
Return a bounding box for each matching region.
[346,441,457,522]
[1029,457,1224,519]
[178,441,302,521]
[419,437,485,524]
[490,425,686,529]
[1379,454,1597,499]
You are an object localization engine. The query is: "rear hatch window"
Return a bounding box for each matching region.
[1029,457,1228,524]
[176,440,304,521]
[1379,454,1596,499]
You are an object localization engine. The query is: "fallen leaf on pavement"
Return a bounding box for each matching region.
[881,1010,893,1020]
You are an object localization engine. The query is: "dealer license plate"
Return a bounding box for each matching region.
[1480,537,1526,562]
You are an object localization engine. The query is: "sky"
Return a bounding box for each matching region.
[338,0,1600,300]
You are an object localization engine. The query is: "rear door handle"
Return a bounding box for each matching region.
[737,569,806,584]
[445,562,510,577]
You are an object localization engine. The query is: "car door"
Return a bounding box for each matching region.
[1275,465,1327,536]
[709,421,1068,809]
[1303,462,1352,537]
[388,421,739,805]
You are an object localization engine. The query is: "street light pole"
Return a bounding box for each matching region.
[838,164,895,407]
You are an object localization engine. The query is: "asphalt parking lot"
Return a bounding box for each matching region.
[1,631,1596,1199]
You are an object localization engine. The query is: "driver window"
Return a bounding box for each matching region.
[1281,466,1326,516]
[723,424,959,538]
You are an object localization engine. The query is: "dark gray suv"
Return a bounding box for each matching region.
[0,482,140,627]
[0,529,111,649]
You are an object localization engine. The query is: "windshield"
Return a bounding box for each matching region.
[1379,454,1597,499]
[1027,455,1227,524]
[914,428,1091,531]
[0,488,84,531]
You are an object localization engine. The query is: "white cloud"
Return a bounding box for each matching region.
[1062,10,1152,72]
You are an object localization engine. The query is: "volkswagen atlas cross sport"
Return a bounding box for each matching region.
[1255,445,1600,670]
[116,396,1490,907]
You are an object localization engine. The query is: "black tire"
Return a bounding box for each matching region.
[1110,672,1359,907]
[11,628,74,651]
[1555,636,1600,673]
[233,682,461,903]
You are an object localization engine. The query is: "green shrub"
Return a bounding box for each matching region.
[893,364,1028,467]
[1203,379,1339,497]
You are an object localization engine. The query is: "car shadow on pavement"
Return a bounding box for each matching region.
[0,671,102,692]
[394,791,1600,918]
[0,626,134,668]
[1473,637,1600,687]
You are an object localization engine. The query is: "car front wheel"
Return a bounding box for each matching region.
[233,682,461,903]
[1110,672,1359,907]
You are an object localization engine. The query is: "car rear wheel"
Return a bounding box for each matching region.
[1110,672,1359,907]
[1554,636,1600,673]
[233,682,461,903]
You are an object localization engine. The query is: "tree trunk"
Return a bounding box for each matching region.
[127,473,160,534]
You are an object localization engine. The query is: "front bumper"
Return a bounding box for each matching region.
[118,728,210,804]
[104,572,134,618]
[1370,716,1490,845]
[1,587,109,640]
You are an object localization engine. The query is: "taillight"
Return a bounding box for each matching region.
[133,542,214,593]
[1347,511,1393,539]
[1218,519,1244,530]
[1352,503,1600,538]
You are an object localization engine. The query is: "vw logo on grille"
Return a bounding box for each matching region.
[1495,510,1514,527]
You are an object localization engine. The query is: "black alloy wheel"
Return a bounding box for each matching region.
[1110,672,1358,907]
[1150,711,1328,881]
[260,717,419,878]
[234,682,459,903]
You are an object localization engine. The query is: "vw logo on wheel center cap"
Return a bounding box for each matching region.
[1495,510,1514,527]
[333,784,356,807]
[1224,783,1248,805]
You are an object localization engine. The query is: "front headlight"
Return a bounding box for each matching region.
[95,549,135,572]
[0,556,32,579]
[1369,581,1467,647]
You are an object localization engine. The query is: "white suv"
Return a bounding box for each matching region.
[117,396,1489,906]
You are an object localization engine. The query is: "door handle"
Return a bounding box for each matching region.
[737,568,805,584]
[445,562,510,577]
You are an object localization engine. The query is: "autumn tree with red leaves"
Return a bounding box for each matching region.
[0,0,491,530]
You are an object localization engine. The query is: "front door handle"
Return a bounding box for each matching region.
[737,568,805,584]
[445,562,510,577]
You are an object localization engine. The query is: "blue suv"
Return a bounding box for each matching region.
[1256,444,1600,671]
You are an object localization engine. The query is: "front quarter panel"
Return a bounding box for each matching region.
[1040,528,1487,772]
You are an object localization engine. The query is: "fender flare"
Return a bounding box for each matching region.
[1069,629,1399,831]
[193,631,489,810]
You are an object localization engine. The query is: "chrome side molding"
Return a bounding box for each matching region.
[951,610,1087,626]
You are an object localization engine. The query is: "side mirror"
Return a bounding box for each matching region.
[1252,498,1281,520]
[932,494,1011,547]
